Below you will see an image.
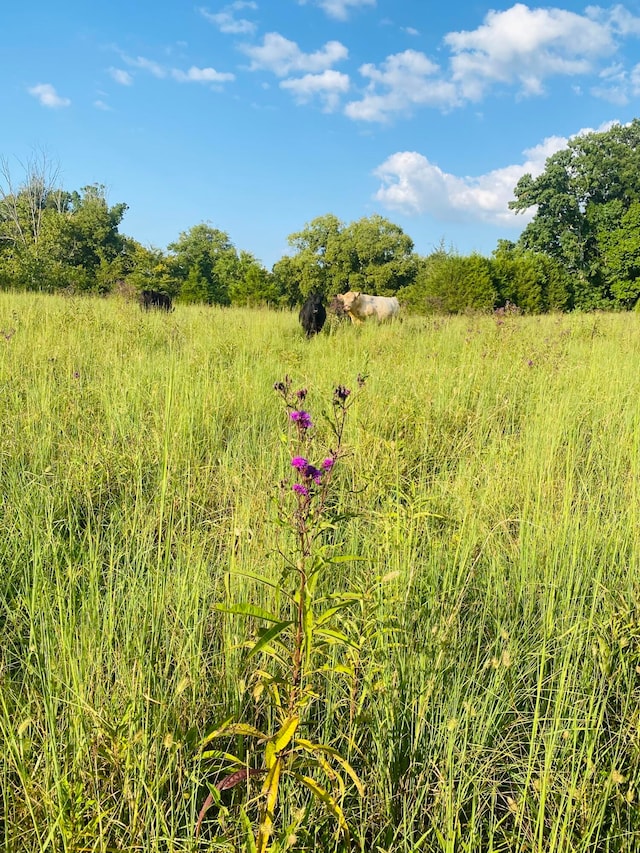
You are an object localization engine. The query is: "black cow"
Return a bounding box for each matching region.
[140,289,173,311]
[299,292,327,337]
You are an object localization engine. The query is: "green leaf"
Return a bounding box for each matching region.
[317,663,355,677]
[316,600,357,626]
[328,555,367,563]
[247,643,289,669]
[291,772,349,835]
[201,721,269,746]
[200,747,245,764]
[274,716,299,752]
[295,738,365,797]
[227,569,295,598]
[201,717,234,746]
[315,628,359,649]
[240,806,257,853]
[216,602,282,623]
[247,620,294,659]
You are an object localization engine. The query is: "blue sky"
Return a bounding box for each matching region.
[2,0,640,268]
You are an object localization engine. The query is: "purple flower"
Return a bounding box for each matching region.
[296,388,308,401]
[292,483,309,496]
[304,464,322,484]
[334,385,351,403]
[291,456,308,471]
[527,359,534,367]
[290,410,313,430]
[322,457,335,471]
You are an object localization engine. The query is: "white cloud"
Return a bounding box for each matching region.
[299,0,375,21]
[172,66,235,84]
[199,2,257,35]
[108,67,133,86]
[373,134,570,225]
[280,69,350,111]
[27,83,71,108]
[344,50,458,121]
[94,99,112,111]
[115,51,234,88]
[595,3,640,37]
[445,3,617,100]
[341,4,640,123]
[121,54,167,78]
[591,60,640,104]
[241,32,348,76]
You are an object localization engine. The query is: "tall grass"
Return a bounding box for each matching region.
[0,293,638,851]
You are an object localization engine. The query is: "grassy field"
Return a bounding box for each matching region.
[0,292,639,852]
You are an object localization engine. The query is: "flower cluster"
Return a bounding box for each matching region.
[333,385,350,404]
[290,410,313,431]
[290,455,336,496]
[274,374,366,507]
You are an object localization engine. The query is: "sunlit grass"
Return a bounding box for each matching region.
[0,293,638,851]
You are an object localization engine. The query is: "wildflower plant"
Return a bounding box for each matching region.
[198,375,367,851]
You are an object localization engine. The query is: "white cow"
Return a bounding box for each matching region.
[337,291,400,324]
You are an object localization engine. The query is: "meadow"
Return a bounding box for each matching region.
[0,292,638,852]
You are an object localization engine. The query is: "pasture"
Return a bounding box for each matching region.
[0,292,639,852]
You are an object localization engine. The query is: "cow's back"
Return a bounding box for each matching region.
[354,294,399,321]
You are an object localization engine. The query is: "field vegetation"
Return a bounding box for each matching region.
[0,292,639,851]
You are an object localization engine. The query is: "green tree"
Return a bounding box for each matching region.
[491,241,572,313]
[510,120,640,308]
[287,214,346,297]
[168,224,237,305]
[63,185,128,283]
[342,215,416,294]
[600,201,640,307]
[123,240,179,297]
[271,255,304,307]
[228,251,279,305]
[0,156,129,293]
[400,247,495,314]
[283,213,417,300]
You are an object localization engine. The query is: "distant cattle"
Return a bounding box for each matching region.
[328,295,348,320]
[140,289,173,311]
[299,292,327,337]
[336,291,400,324]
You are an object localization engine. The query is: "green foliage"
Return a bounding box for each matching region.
[511,119,640,309]
[491,241,573,313]
[200,378,365,850]
[400,248,496,313]
[285,213,417,300]
[0,160,129,293]
[601,201,640,308]
[1,295,640,850]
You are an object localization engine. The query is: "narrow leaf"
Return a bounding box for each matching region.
[248,620,294,659]
[216,602,282,623]
[274,716,299,752]
[202,722,269,746]
[315,628,359,648]
[257,757,282,853]
[295,738,365,797]
[291,772,349,836]
[240,806,257,853]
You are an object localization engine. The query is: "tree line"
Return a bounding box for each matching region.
[2,120,640,314]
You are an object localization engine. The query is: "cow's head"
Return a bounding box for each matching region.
[339,291,360,312]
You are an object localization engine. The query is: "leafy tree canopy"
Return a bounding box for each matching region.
[285,213,417,300]
[510,119,640,308]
